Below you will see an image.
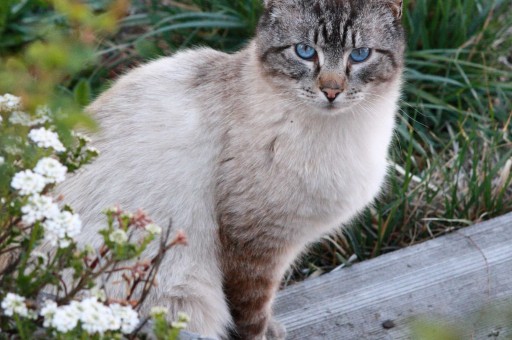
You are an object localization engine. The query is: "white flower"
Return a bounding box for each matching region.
[150,306,168,317]
[79,297,120,335]
[109,229,128,245]
[73,131,91,143]
[1,293,28,317]
[28,127,65,152]
[43,210,82,248]
[0,156,4,165]
[9,111,33,126]
[0,94,21,112]
[35,105,51,124]
[145,223,162,235]
[172,311,190,329]
[34,157,67,184]
[51,302,81,332]
[8,105,50,126]
[11,170,46,195]
[86,146,100,154]
[89,287,106,302]
[42,298,133,335]
[177,311,190,323]
[40,300,58,327]
[110,304,140,334]
[21,194,60,225]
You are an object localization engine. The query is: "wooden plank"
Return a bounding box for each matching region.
[273,213,512,339]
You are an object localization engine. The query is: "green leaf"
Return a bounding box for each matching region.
[0,0,10,36]
[73,78,91,107]
[134,39,162,59]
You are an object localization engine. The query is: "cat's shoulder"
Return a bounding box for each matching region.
[88,47,231,113]
[126,47,229,80]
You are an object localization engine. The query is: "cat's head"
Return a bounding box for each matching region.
[255,0,405,113]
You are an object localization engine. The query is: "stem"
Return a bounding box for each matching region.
[17,223,40,279]
[14,314,29,340]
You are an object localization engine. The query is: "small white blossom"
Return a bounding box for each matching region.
[109,229,128,245]
[171,311,190,329]
[9,111,33,126]
[145,223,162,235]
[110,304,140,334]
[34,157,67,184]
[26,310,38,320]
[171,321,188,329]
[35,105,51,123]
[9,106,51,126]
[89,287,106,302]
[42,298,137,335]
[28,127,65,152]
[86,146,100,154]
[73,131,91,143]
[177,311,191,323]
[40,300,58,327]
[11,170,46,195]
[0,156,4,165]
[1,293,28,317]
[21,194,60,225]
[0,94,21,112]
[79,297,120,335]
[51,302,81,332]
[43,210,82,248]
[150,306,168,317]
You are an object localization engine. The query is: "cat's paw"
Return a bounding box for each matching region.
[266,319,286,340]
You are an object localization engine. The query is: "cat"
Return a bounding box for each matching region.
[59,0,405,338]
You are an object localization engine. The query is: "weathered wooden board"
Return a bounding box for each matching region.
[273,213,512,339]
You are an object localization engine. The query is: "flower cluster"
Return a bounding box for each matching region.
[34,157,67,184]
[43,210,82,248]
[1,293,29,318]
[28,127,66,152]
[13,297,140,335]
[1,94,186,339]
[0,93,21,112]
[10,142,80,247]
[11,170,46,196]
[21,194,59,225]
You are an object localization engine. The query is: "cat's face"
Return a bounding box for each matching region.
[256,0,405,113]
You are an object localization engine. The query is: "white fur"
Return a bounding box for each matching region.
[58,42,400,338]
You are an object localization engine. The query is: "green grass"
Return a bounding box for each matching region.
[2,0,512,281]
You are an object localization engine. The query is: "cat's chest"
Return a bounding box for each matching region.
[273,126,385,215]
[224,113,393,229]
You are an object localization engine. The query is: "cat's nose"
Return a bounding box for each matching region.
[322,88,342,102]
[319,74,345,103]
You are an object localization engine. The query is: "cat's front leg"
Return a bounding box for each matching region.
[266,319,286,340]
[223,257,282,339]
[220,229,287,339]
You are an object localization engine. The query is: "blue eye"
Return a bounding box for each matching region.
[295,43,316,60]
[350,47,371,62]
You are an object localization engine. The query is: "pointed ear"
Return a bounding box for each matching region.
[386,0,403,19]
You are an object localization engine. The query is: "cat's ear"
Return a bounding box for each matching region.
[386,0,403,19]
